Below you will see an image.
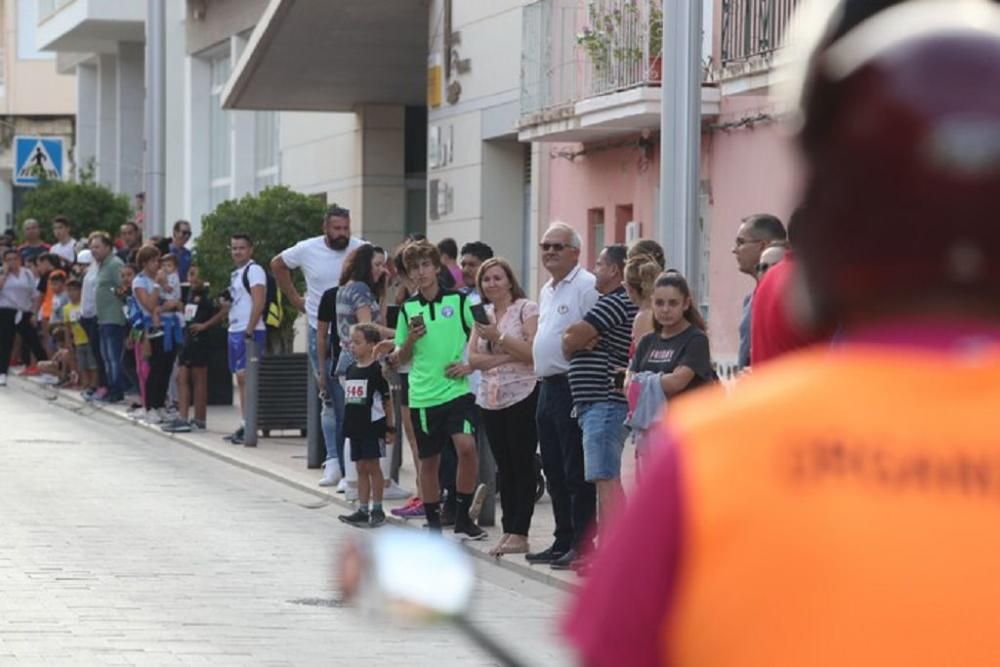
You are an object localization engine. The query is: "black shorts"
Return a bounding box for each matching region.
[179,339,210,368]
[413,394,477,460]
[398,372,409,406]
[349,432,386,462]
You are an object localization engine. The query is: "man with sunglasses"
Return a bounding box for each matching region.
[528,222,599,567]
[732,214,786,369]
[169,220,193,282]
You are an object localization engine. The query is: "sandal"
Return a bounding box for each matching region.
[495,535,530,555]
[488,534,511,557]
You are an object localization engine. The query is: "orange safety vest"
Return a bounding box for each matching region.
[663,344,1000,667]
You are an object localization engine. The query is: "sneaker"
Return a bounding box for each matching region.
[81,387,96,399]
[549,548,580,571]
[345,483,359,502]
[127,405,146,419]
[146,327,164,339]
[0,374,6,387]
[142,409,163,425]
[162,406,180,421]
[392,498,426,519]
[440,504,457,528]
[160,418,192,433]
[382,480,410,500]
[97,393,124,404]
[368,509,386,528]
[468,483,489,523]
[223,426,245,443]
[454,522,487,542]
[18,366,40,377]
[525,545,568,565]
[336,478,348,494]
[38,375,60,385]
[318,459,343,488]
[230,428,245,445]
[85,387,108,402]
[338,508,370,528]
[190,419,207,431]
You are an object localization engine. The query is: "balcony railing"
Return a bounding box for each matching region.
[521,0,663,118]
[720,0,799,66]
[38,0,75,23]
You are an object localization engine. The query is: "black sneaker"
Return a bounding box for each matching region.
[339,509,370,527]
[368,509,386,528]
[549,548,580,571]
[224,426,245,444]
[160,418,192,433]
[525,545,567,565]
[454,522,487,542]
[147,326,164,339]
[440,504,457,528]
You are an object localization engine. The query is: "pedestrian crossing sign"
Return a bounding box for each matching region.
[14,135,64,187]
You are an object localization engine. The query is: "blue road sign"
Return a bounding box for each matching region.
[14,136,64,187]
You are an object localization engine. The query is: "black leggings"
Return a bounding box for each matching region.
[481,386,540,536]
[0,309,47,374]
[144,336,177,410]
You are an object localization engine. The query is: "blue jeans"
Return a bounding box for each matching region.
[98,323,126,398]
[308,326,345,472]
[577,401,629,482]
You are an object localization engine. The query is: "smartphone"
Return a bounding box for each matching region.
[386,305,400,329]
[613,370,627,391]
[409,313,425,330]
[470,303,490,326]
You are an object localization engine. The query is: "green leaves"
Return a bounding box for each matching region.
[15,178,132,242]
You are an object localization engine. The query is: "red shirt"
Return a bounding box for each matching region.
[750,253,818,366]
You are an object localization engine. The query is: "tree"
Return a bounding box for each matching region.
[15,172,132,243]
[195,186,327,353]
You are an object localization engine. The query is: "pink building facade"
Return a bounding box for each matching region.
[520,0,802,365]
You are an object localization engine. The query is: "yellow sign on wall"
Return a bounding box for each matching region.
[428,54,443,108]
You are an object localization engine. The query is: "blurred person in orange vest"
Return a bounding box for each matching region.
[564,1,1000,665]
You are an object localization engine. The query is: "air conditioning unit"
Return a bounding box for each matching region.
[625,221,642,244]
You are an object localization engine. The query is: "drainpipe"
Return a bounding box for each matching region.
[659,0,702,277]
[145,0,166,237]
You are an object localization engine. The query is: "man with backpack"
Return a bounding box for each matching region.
[222,233,267,445]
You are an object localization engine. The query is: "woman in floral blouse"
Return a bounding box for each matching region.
[468,257,540,556]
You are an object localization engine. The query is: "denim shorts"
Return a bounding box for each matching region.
[577,401,629,481]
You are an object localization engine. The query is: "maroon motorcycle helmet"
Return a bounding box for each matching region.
[794,0,1000,327]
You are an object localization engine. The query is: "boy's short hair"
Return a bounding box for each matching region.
[66,278,82,289]
[161,253,178,266]
[401,239,441,272]
[352,322,382,345]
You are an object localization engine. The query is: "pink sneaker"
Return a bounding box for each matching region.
[393,500,425,519]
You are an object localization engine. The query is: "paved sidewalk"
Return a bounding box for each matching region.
[10,374,640,590]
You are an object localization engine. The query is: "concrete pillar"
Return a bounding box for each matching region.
[116,42,146,199]
[76,64,98,179]
[358,104,406,250]
[96,54,117,189]
[185,55,211,236]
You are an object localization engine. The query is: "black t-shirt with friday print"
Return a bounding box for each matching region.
[630,325,715,395]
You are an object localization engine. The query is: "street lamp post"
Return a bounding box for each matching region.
[145,0,166,237]
[659,0,703,277]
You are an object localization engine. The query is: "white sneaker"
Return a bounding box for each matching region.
[0,374,6,387]
[345,482,359,502]
[383,481,411,500]
[142,409,163,425]
[336,477,349,494]
[318,460,344,487]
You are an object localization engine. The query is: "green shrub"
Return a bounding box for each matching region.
[15,173,132,242]
[195,186,327,353]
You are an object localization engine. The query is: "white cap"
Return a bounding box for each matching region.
[76,249,93,265]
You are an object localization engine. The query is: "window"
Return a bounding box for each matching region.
[209,52,232,208]
[254,111,278,193]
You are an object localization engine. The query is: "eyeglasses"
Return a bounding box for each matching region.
[539,242,569,252]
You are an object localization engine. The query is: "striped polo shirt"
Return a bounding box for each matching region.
[568,285,637,406]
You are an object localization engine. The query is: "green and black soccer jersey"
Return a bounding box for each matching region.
[394,288,474,409]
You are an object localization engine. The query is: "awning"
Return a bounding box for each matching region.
[222,0,428,112]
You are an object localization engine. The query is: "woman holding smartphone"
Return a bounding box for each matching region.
[468,257,540,556]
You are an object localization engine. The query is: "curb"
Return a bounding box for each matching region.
[11,376,579,593]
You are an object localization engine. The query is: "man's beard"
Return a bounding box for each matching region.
[328,236,349,250]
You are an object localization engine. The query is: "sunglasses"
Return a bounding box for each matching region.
[539,242,569,252]
[178,229,192,237]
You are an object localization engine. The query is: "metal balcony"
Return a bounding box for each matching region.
[716,0,800,93]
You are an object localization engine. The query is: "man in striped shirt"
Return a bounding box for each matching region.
[562,244,637,565]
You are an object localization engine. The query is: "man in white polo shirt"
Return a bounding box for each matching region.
[528,222,599,570]
[271,206,363,481]
[224,233,267,445]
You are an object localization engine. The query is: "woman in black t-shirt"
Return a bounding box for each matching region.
[629,273,715,398]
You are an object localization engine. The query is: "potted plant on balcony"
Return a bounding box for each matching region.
[577,1,664,85]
